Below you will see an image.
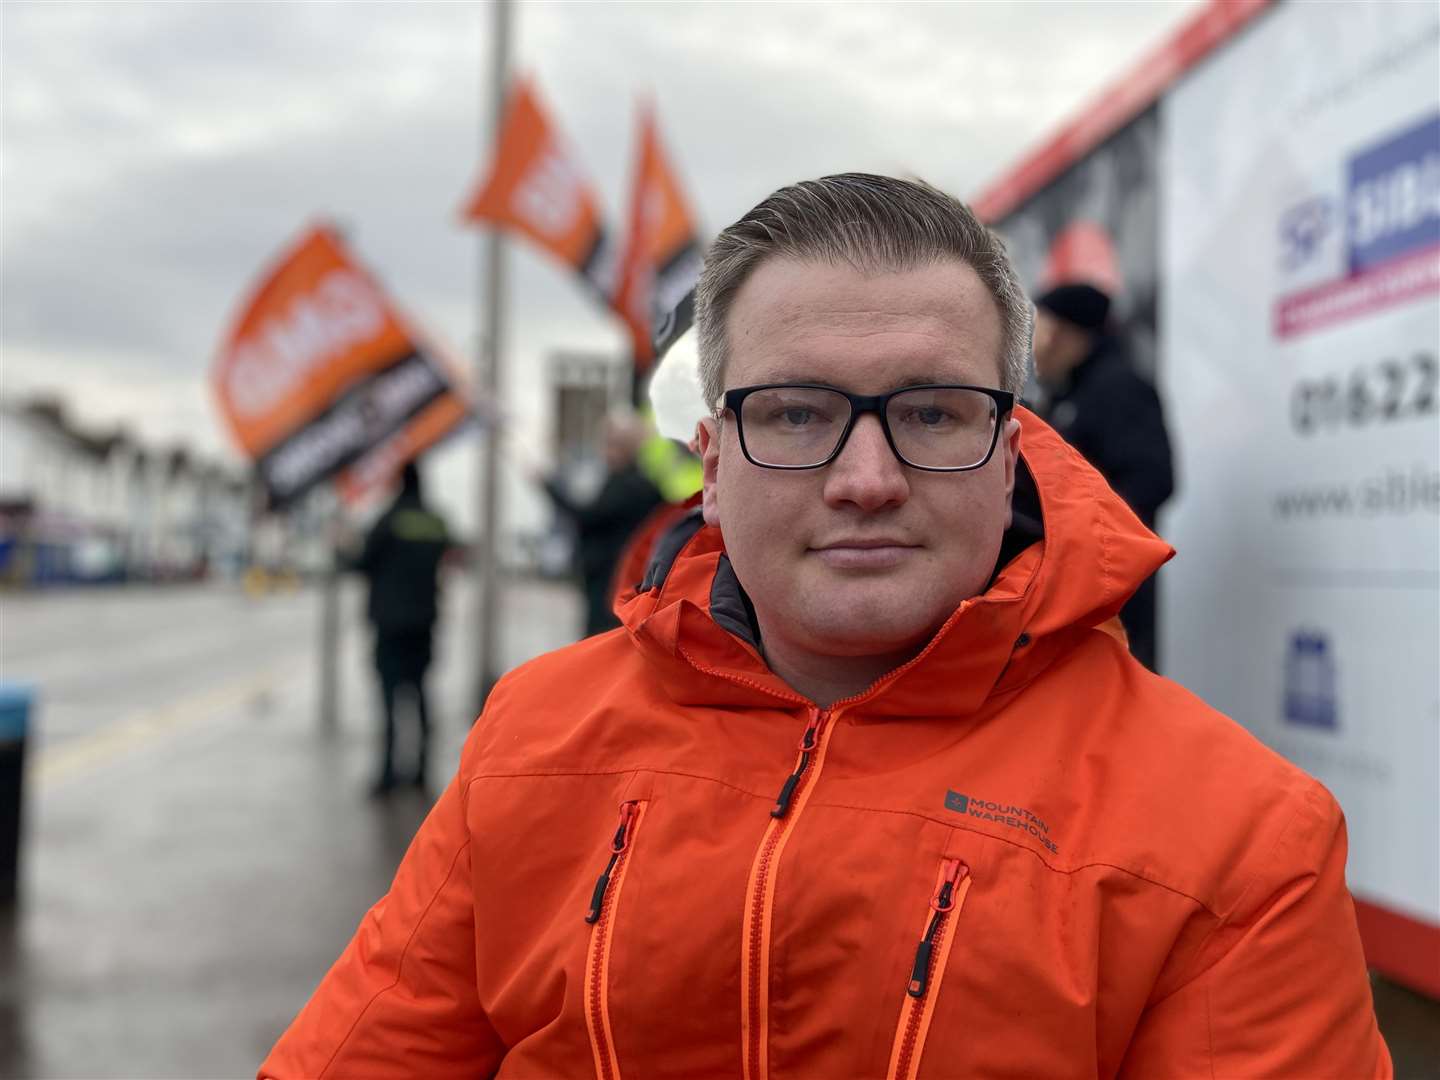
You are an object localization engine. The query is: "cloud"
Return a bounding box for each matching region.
[1,0,1202,523]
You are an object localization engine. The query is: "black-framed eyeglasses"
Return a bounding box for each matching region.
[719,383,1015,472]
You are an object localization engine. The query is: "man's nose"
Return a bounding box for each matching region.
[822,413,910,512]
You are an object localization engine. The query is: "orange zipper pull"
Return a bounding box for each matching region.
[907,860,968,998]
[584,801,639,924]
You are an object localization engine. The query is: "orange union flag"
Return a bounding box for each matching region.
[461,75,615,299]
[612,103,702,373]
[213,224,469,507]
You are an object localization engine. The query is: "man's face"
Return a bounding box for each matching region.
[697,257,1021,664]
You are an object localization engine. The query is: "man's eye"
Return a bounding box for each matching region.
[767,405,832,425]
[903,407,954,426]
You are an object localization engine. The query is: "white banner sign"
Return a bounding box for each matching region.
[1160,0,1439,988]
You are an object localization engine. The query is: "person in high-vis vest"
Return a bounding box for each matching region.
[263,175,1389,1080]
[636,419,703,505]
[348,460,451,797]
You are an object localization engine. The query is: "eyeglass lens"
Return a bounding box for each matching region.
[738,386,998,469]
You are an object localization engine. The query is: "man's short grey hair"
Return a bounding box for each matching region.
[695,173,1033,411]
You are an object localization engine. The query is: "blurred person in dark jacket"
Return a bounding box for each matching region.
[353,461,451,797]
[539,415,664,637]
[1033,283,1174,671]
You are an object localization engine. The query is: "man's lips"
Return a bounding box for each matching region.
[813,537,915,550]
[809,538,920,569]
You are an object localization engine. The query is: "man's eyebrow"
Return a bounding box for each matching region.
[751,372,954,388]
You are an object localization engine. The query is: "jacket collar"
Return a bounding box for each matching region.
[615,408,1172,719]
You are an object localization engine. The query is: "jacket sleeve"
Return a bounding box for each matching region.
[1118,786,1391,1079]
[258,769,504,1078]
[549,471,664,535]
[1090,372,1175,523]
[540,474,581,519]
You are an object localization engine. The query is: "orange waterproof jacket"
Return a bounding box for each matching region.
[262,411,1389,1079]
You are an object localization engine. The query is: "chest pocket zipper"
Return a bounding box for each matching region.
[583,800,645,1080]
[886,858,972,1080]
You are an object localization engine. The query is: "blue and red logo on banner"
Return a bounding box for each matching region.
[1275,112,1440,339]
[1348,113,1440,274]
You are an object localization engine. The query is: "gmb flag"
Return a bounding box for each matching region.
[212,224,470,508]
[612,103,702,373]
[461,75,616,302]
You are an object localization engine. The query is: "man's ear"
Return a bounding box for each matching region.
[697,416,722,527]
[1001,415,1022,530]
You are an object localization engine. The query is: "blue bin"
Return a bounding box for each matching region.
[0,681,33,906]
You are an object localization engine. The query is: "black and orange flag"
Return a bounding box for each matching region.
[460,75,615,300]
[611,103,702,374]
[212,224,470,508]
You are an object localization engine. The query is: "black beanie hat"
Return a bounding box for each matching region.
[1035,283,1111,332]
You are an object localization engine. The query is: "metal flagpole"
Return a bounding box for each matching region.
[476,0,511,709]
[318,494,342,736]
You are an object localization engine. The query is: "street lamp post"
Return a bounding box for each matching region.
[475,0,511,709]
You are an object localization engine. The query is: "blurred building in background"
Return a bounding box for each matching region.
[549,351,631,474]
[520,351,632,578]
[524,349,701,583]
[0,394,327,587]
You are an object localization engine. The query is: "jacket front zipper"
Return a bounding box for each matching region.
[887,858,971,1080]
[741,708,835,1080]
[583,800,644,1080]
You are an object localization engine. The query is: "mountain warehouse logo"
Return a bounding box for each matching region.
[945,790,1059,855]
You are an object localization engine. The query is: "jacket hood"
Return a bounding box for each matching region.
[615,407,1172,718]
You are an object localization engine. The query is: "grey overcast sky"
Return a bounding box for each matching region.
[1,0,1201,523]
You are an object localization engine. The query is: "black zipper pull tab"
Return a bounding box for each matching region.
[907,860,967,998]
[908,932,938,998]
[908,895,950,998]
[585,853,620,924]
[771,713,825,819]
[584,802,638,924]
[771,769,803,818]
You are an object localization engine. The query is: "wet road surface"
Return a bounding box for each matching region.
[1,575,578,1077]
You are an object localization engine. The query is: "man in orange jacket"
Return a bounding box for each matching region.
[263,175,1390,1079]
